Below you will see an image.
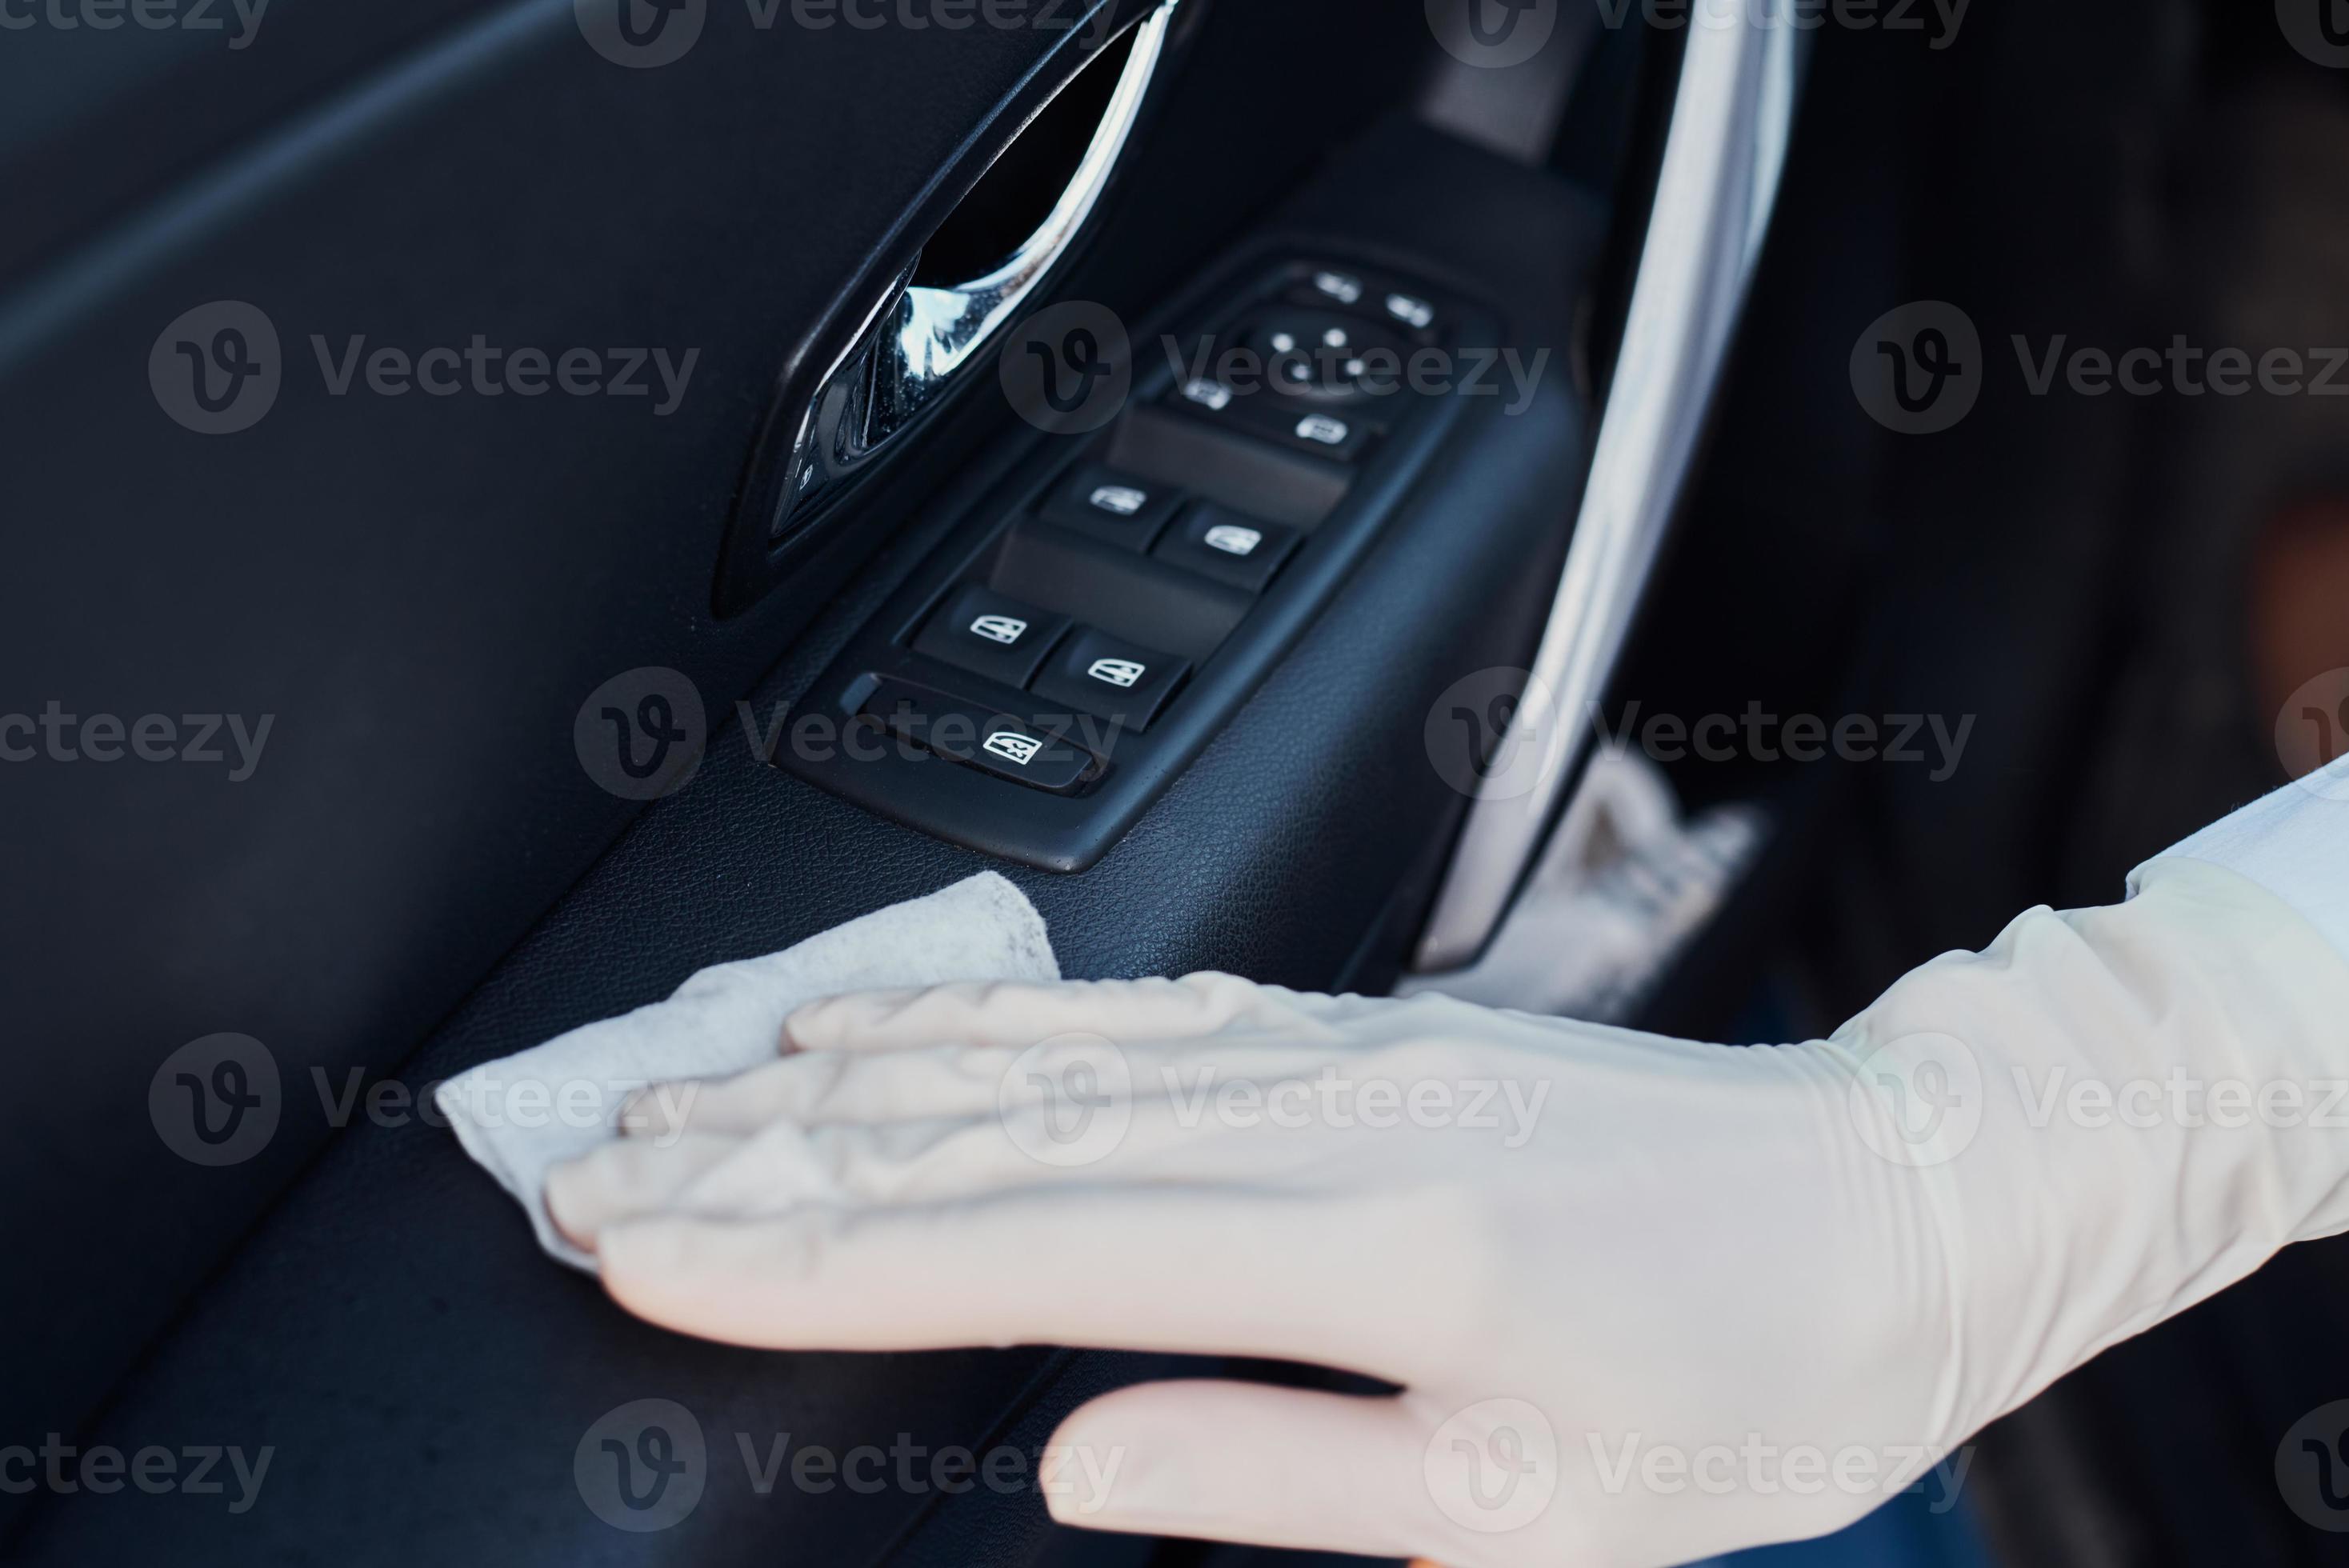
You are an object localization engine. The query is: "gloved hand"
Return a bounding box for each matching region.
[545,857,2349,1566]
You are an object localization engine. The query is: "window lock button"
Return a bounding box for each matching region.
[910,584,1070,688]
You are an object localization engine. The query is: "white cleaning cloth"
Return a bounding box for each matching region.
[435,872,1058,1268]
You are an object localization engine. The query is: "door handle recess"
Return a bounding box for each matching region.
[774,2,1176,546]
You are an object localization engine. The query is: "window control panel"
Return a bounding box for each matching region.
[770,254,1495,870]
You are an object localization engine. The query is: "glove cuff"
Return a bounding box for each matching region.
[1833,855,2349,1440]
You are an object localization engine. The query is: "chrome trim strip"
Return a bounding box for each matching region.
[1412,2,1799,973]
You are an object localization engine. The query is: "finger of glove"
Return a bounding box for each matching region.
[1043,1381,1437,1562]
[618,1043,1014,1139]
[782,973,1337,1056]
[595,1184,1407,1375]
[544,1130,742,1254]
[624,1026,1367,1144]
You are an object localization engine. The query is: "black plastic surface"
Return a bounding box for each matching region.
[994,518,1256,662]
[1110,404,1353,525]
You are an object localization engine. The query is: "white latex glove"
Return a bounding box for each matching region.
[546,857,2349,1566]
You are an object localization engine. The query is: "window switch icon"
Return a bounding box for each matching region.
[1202,524,1263,558]
[1295,414,1351,446]
[970,614,1029,646]
[1086,658,1147,690]
[1088,485,1148,516]
[982,730,1043,766]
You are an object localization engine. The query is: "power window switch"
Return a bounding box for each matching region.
[856,678,1100,794]
[1038,464,1183,551]
[1259,407,1374,461]
[1030,627,1191,734]
[1150,503,1300,593]
[911,584,1069,688]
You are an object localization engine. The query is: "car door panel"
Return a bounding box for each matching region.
[7,112,1606,1562]
[0,0,1439,1483]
